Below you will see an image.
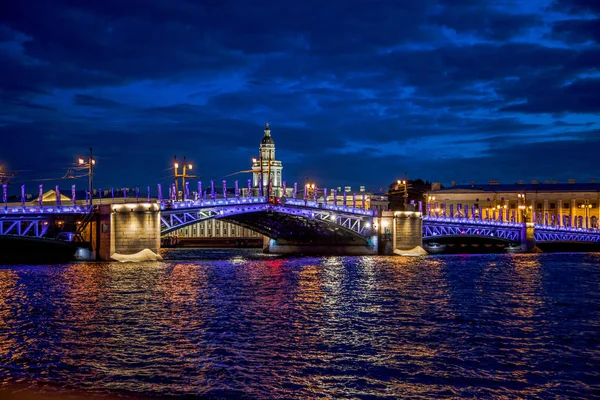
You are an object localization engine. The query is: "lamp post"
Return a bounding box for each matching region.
[252,157,263,196]
[396,180,408,210]
[78,148,96,205]
[173,156,195,201]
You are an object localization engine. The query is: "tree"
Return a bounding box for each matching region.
[387,178,432,211]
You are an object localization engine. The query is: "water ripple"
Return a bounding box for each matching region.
[1,251,599,399]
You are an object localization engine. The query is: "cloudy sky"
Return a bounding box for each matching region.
[1,0,599,193]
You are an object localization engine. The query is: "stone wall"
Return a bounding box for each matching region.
[394,212,423,250]
[96,203,160,260]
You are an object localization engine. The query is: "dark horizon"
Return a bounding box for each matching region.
[1,0,599,191]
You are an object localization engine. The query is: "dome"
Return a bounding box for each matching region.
[261,134,274,145]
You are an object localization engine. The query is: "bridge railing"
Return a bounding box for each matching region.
[283,198,376,216]
[534,224,600,233]
[424,215,600,234]
[423,215,523,228]
[2,205,93,214]
[163,196,267,210]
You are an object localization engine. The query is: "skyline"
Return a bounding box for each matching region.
[1,0,599,190]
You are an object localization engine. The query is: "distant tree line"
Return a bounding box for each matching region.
[387,178,438,211]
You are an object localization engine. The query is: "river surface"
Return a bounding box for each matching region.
[1,250,599,399]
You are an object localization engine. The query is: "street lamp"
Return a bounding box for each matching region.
[78,148,96,204]
[396,179,408,210]
[173,156,196,200]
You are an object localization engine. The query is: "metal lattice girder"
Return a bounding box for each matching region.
[535,228,600,243]
[423,215,523,228]
[274,204,373,237]
[0,218,50,238]
[160,199,375,238]
[161,204,269,235]
[1,205,92,238]
[423,216,521,241]
[423,216,600,243]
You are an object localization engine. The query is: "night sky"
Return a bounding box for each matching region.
[1,0,599,193]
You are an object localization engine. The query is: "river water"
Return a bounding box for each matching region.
[0,250,599,399]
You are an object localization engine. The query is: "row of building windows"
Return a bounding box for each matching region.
[470,202,598,209]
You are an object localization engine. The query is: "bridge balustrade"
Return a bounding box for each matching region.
[2,205,93,214]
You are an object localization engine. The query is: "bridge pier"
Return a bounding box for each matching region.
[520,222,539,253]
[97,203,161,261]
[389,211,426,255]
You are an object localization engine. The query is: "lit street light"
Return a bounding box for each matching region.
[173,155,196,200]
[78,148,96,204]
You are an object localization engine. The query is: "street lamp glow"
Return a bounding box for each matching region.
[252,158,257,163]
[187,164,192,170]
[78,158,85,164]
[174,162,179,169]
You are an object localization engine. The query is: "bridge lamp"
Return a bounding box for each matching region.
[330,214,336,221]
[78,158,85,165]
[174,162,179,169]
[365,222,371,229]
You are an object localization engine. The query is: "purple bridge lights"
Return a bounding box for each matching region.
[3,182,600,257]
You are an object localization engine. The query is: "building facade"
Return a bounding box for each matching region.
[251,123,284,197]
[426,182,600,229]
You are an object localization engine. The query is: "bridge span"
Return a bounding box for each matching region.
[3,186,600,259]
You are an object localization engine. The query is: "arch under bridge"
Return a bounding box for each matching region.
[159,196,377,254]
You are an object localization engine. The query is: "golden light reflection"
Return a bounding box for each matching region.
[507,254,545,320]
[0,269,19,359]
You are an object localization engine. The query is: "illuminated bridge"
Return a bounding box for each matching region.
[422,215,600,252]
[3,182,600,259]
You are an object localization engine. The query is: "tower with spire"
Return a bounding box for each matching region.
[252,123,283,197]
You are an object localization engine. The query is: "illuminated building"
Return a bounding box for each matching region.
[426,180,600,228]
[251,123,283,197]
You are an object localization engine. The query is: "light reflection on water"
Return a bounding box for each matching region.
[0,250,599,399]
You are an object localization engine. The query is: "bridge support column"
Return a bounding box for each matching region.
[520,222,539,253]
[97,203,161,261]
[392,211,426,256]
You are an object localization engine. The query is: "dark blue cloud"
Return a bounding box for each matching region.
[0,0,599,193]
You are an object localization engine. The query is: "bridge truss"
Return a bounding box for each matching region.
[534,226,600,243]
[160,196,375,241]
[1,205,92,238]
[423,216,523,242]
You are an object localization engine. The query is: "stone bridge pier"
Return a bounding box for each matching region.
[375,211,424,255]
[96,203,161,261]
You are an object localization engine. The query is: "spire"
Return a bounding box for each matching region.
[264,122,271,136]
